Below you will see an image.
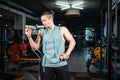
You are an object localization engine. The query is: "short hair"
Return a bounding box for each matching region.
[41,10,54,19]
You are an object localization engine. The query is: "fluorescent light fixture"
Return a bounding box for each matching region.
[61,6,70,10]
[72,2,84,7]
[56,1,84,10]
[72,6,83,10]
[61,6,83,10]
[56,3,69,7]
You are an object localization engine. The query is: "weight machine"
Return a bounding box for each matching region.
[0,25,26,80]
[86,1,120,80]
[0,25,8,74]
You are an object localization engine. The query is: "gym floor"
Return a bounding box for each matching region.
[1,47,120,80]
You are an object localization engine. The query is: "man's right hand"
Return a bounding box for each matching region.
[25,27,32,38]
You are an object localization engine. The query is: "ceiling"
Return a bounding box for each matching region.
[3,0,105,14]
[0,0,107,31]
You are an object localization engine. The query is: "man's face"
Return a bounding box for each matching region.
[41,15,51,28]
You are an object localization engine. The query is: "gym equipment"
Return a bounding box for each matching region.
[0,73,25,80]
[18,42,28,57]
[0,26,9,73]
[93,46,105,70]
[85,47,94,72]
[86,46,106,72]
[18,57,41,61]
[94,47,105,59]
[15,50,42,80]
[86,58,91,69]
[9,44,20,62]
[9,42,28,62]
[0,26,25,80]
[95,60,104,69]
[93,58,104,69]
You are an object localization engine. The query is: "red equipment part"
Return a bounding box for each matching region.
[9,44,19,62]
[10,54,20,62]
[9,44,19,55]
[18,42,28,56]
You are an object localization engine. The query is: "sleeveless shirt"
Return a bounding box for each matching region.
[42,26,67,67]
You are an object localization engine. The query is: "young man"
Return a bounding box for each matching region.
[25,10,76,80]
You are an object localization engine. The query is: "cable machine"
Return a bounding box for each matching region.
[106,0,120,80]
[111,0,120,80]
[0,25,8,74]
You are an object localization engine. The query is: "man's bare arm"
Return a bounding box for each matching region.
[62,27,76,56]
[25,28,42,50]
[60,27,76,60]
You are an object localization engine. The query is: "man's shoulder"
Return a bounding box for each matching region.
[59,25,65,28]
[60,26,67,30]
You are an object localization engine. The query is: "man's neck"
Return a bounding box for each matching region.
[48,24,55,29]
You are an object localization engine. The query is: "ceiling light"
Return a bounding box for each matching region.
[56,1,84,10]
[56,3,69,7]
[61,6,70,10]
[65,9,80,17]
[72,2,84,7]
[72,6,83,10]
